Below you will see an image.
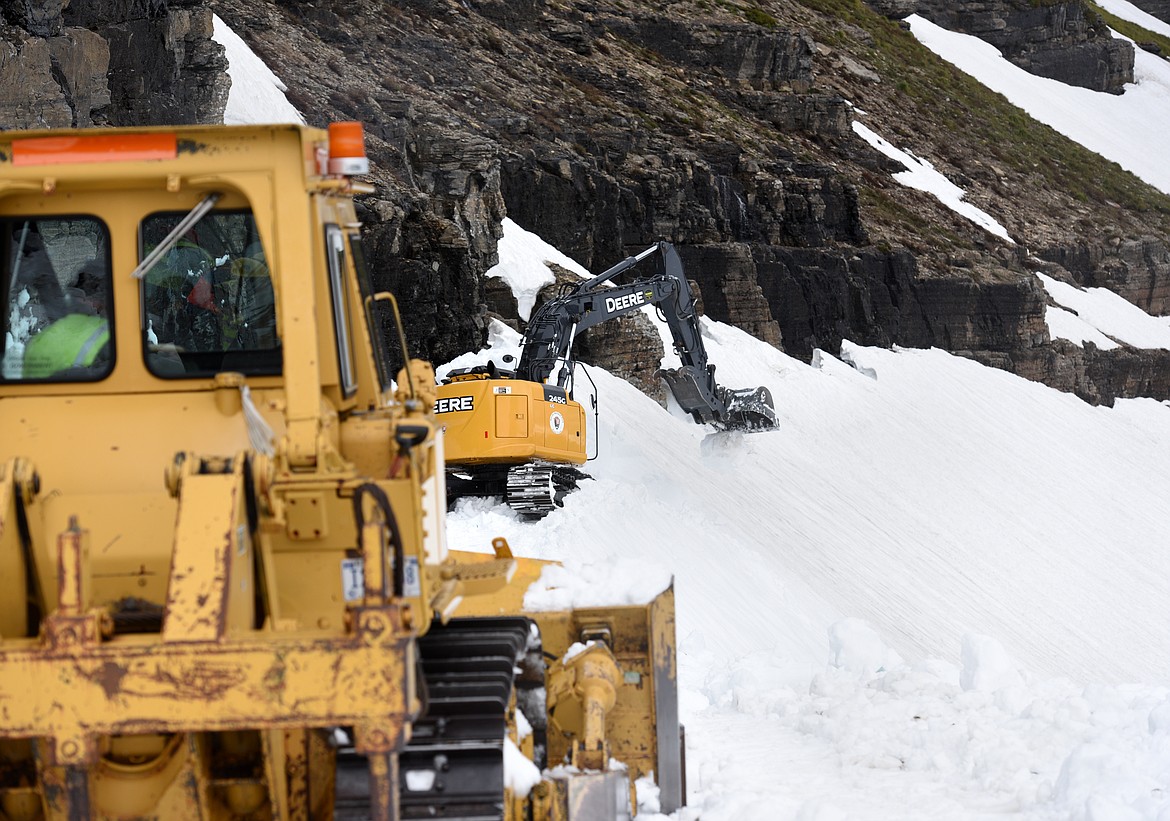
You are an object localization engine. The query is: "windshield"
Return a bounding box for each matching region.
[1,216,113,382]
[140,209,280,377]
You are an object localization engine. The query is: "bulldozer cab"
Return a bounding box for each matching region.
[3,216,112,381]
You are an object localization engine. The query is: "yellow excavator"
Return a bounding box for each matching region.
[439,242,779,517]
[0,122,683,819]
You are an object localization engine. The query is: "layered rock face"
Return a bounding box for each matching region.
[914,0,1134,93]
[0,4,109,127]
[64,0,229,125]
[3,0,1170,407]
[864,0,919,20]
[1125,1,1170,21]
[355,110,506,368]
[0,0,227,128]
[1039,238,1170,315]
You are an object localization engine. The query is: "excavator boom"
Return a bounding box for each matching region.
[516,241,778,431]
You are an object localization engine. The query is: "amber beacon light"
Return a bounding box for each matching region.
[328,121,369,175]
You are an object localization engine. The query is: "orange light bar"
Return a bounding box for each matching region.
[327,121,369,175]
[11,132,178,166]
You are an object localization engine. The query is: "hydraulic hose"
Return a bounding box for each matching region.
[352,483,406,598]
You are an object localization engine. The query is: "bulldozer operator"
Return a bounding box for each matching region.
[7,225,112,381]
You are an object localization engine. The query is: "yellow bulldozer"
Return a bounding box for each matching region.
[0,121,683,819]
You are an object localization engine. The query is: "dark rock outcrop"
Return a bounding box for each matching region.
[982,341,1170,406]
[64,1,229,126]
[748,246,1048,360]
[4,0,1170,408]
[865,0,919,20]
[1124,1,1170,23]
[0,1,227,129]
[597,17,817,93]
[1038,238,1170,315]
[914,0,1135,93]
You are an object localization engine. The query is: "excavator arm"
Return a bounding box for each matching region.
[516,242,778,431]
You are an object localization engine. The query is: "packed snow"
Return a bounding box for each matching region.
[908,13,1170,196]
[211,9,1170,820]
[212,14,304,126]
[851,121,1013,242]
[487,219,590,319]
[1097,0,1170,40]
[1039,273,1170,351]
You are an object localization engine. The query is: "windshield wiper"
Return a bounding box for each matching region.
[131,192,222,280]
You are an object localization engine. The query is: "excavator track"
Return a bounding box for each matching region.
[335,618,542,820]
[506,462,586,519]
[447,462,587,520]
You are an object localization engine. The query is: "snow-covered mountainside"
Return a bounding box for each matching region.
[446,219,1170,821]
[216,4,1170,818]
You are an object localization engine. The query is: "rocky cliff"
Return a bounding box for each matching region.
[3,0,1170,408]
[914,0,1134,93]
[1126,0,1170,21]
[0,1,228,127]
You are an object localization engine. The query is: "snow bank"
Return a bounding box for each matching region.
[1038,272,1170,350]
[852,121,1012,241]
[485,218,590,320]
[212,15,304,126]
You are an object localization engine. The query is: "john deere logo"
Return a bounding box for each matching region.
[434,395,474,414]
[605,291,646,313]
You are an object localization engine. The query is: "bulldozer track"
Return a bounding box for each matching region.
[335,618,540,820]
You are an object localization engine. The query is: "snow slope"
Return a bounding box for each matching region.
[448,225,1170,820]
[908,13,1170,197]
[211,8,1170,819]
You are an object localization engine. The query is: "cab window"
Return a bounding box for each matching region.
[325,224,356,396]
[140,210,280,377]
[348,232,393,391]
[1,216,113,382]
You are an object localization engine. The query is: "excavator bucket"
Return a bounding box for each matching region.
[658,367,779,432]
[720,385,780,432]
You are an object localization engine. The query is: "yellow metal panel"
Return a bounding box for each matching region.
[39,492,176,614]
[90,732,194,818]
[436,379,587,465]
[0,463,29,638]
[163,469,254,643]
[494,395,528,439]
[339,412,393,478]
[0,630,413,755]
[285,492,329,541]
